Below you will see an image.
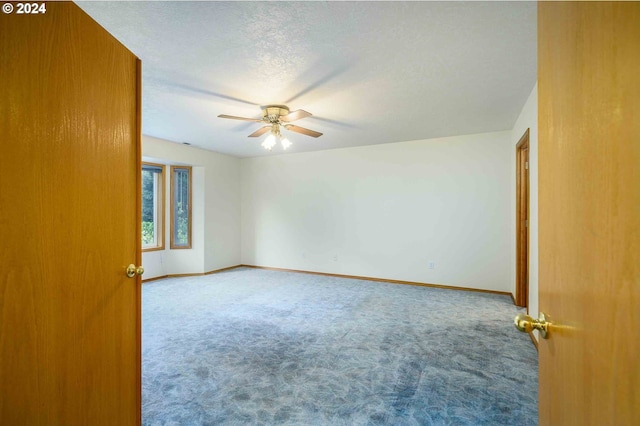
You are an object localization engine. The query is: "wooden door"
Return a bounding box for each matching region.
[515,130,530,308]
[538,2,639,425]
[0,3,141,425]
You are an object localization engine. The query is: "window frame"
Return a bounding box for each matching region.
[141,162,165,252]
[170,165,192,250]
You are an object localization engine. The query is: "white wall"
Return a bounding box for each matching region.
[142,136,241,279]
[240,131,514,292]
[511,83,539,332]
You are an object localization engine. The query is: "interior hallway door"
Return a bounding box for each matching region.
[538,2,639,424]
[0,2,141,424]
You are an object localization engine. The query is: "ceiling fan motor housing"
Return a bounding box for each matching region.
[262,105,290,123]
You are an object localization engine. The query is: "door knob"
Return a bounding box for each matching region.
[514,312,551,338]
[126,264,144,278]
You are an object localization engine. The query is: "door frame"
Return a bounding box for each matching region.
[515,128,530,308]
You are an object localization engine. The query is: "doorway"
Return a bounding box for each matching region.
[515,129,530,308]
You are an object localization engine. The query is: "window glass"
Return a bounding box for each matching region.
[142,163,164,250]
[170,166,191,249]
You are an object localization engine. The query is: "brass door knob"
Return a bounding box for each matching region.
[514,312,551,339]
[126,264,144,278]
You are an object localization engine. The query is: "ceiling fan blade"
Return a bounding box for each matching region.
[284,124,323,138]
[218,114,263,122]
[280,109,312,122]
[248,126,271,137]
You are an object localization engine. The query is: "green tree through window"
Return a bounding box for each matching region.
[141,163,164,250]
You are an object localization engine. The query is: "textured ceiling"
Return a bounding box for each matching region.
[77,1,537,158]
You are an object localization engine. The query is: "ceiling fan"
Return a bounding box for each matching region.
[218,105,322,150]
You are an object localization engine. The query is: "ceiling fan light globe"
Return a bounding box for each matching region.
[262,134,276,150]
[281,137,292,150]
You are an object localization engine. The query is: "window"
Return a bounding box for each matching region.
[170,166,192,249]
[142,163,165,251]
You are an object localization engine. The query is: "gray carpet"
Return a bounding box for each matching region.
[142,267,537,425]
